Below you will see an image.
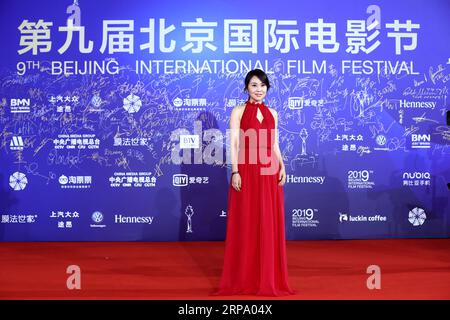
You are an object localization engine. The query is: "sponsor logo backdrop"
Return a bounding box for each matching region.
[0,0,449,240]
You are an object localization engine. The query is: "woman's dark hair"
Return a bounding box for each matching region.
[244,69,271,92]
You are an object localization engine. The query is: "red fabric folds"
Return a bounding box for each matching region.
[214,100,295,296]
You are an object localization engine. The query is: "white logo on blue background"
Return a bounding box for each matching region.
[408,207,426,226]
[91,95,102,108]
[376,134,387,146]
[339,212,348,223]
[92,211,104,223]
[173,97,183,107]
[123,94,142,113]
[59,175,69,185]
[9,172,28,191]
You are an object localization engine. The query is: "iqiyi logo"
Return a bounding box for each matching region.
[288,97,304,110]
[170,120,281,176]
[180,135,199,149]
[173,174,188,186]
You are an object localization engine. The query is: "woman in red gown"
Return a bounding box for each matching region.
[215,69,295,296]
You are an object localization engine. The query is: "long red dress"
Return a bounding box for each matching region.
[214,100,295,296]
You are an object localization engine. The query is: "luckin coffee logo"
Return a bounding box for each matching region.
[339,212,348,222]
[339,212,387,223]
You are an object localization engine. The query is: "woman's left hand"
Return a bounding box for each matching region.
[278,167,286,186]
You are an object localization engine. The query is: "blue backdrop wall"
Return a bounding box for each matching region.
[0,0,449,241]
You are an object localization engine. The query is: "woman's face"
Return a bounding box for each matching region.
[247,76,267,103]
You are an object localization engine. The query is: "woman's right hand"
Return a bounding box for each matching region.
[232,173,241,192]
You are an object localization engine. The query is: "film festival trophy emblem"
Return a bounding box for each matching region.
[185,205,194,233]
[300,128,309,156]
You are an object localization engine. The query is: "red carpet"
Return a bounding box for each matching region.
[0,239,449,300]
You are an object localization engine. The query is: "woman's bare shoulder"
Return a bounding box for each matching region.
[234,104,246,111]
[231,104,245,117]
[269,107,278,117]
